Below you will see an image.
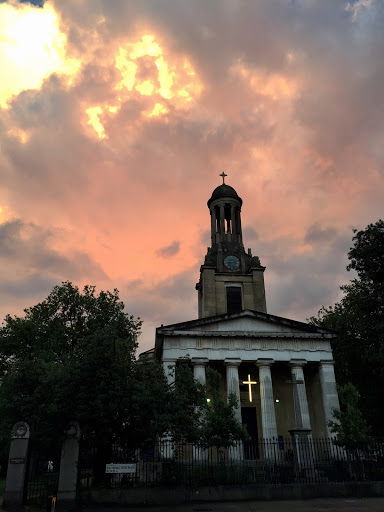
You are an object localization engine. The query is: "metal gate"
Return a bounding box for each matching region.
[25,438,62,506]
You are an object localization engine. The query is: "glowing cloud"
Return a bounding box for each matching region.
[231,63,299,100]
[1,0,383,354]
[7,126,30,143]
[85,33,203,137]
[0,1,80,108]
[86,106,106,139]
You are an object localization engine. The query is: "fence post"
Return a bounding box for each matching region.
[57,422,81,511]
[3,421,31,509]
[288,428,315,480]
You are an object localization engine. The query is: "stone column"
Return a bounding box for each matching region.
[237,208,243,243]
[161,359,176,459]
[3,421,31,509]
[224,358,242,422]
[319,360,340,437]
[191,357,208,386]
[257,359,278,460]
[191,358,209,462]
[288,360,314,474]
[289,359,311,430]
[162,358,176,387]
[57,422,81,510]
[210,210,216,243]
[256,359,277,440]
[225,358,243,461]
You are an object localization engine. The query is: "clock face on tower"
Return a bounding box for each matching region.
[224,255,240,270]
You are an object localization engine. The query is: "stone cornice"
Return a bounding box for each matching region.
[161,330,334,339]
[163,336,332,354]
[155,309,336,360]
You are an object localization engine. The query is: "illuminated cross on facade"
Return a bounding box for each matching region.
[243,374,257,402]
[219,171,228,184]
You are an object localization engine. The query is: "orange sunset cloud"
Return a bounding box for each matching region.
[1,0,383,352]
[0,1,79,109]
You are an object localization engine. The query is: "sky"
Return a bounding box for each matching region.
[0,0,383,353]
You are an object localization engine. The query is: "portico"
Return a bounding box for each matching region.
[156,309,338,439]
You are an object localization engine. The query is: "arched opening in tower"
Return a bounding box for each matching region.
[225,203,232,233]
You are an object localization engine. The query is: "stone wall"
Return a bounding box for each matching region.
[81,482,384,506]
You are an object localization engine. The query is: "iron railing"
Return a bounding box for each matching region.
[78,437,384,488]
[25,439,61,505]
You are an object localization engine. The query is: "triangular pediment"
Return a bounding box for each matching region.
[153,310,335,360]
[156,310,332,336]
[198,316,304,334]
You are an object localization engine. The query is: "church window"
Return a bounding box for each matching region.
[226,286,242,314]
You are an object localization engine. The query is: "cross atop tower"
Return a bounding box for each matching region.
[219,171,228,184]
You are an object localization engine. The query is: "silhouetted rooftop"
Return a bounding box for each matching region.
[207,184,243,207]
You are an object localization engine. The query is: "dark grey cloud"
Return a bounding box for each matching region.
[1,89,102,218]
[304,223,337,245]
[17,0,44,5]
[0,219,106,279]
[257,225,354,321]
[0,274,58,302]
[0,271,61,324]
[120,268,199,351]
[198,228,211,247]
[243,226,259,243]
[156,240,180,258]
[122,267,197,316]
[0,217,108,323]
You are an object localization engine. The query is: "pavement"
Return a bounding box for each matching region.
[3,496,384,512]
[82,498,384,512]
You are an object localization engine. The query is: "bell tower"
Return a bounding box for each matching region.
[196,174,267,318]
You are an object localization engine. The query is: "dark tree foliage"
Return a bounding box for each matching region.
[0,282,141,443]
[126,357,173,447]
[329,383,372,452]
[169,362,206,443]
[200,367,248,448]
[0,282,250,475]
[310,220,384,434]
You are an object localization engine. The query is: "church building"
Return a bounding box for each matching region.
[155,177,340,441]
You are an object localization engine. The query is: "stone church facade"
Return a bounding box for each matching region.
[155,179,340,440]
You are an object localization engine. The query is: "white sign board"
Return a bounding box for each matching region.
[105,463,136,474]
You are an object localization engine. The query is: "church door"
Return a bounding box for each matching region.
[241,407,259,459]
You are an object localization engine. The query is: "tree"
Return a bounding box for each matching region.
[126,357,174,447]
[0,282,141,445]
[310,220,384,434]
[329,383,372,452]
[168,362,206,443]
[0,282,249,483]
[200,367,248,448]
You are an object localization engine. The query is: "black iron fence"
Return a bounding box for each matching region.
[25,438,61,505]
[78,437,384,489]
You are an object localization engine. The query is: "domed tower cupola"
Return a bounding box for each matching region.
[208,173,244,247]
[196,173,267,319]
